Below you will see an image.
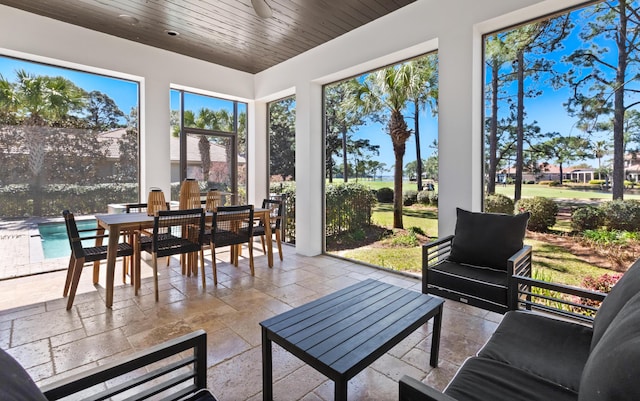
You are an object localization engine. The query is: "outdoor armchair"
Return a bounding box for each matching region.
[422,208,532,314]
[1,330,217,401]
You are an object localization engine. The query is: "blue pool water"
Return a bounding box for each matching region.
[37,219,99,259]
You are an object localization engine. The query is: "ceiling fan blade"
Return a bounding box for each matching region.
[251,0,273,19]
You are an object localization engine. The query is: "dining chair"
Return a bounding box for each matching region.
[253,199,284,261]
[62,210,133,310]
[139,208,205,301]
[207,205,254,285]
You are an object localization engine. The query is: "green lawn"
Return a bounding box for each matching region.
[326,179,633,284]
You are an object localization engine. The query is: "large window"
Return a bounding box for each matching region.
[482,0,640,287]
[323,52,439,274]
[268,96,296,243]
[0,55,140,218]
[170,90,247,204]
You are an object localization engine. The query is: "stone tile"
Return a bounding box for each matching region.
[0,246,500,400]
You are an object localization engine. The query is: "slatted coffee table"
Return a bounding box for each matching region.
[260,278,444,401]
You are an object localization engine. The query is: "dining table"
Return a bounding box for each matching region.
[95,207,274,308]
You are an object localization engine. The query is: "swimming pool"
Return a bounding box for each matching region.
[37,219,99,259]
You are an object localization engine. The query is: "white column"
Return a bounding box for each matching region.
[294,81,323,256]
[248,100,269,205]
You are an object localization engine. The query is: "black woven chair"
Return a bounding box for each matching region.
[252,198,284,261]
[139,208,205,301]
[207,205,254,285]
[62,210,133,310]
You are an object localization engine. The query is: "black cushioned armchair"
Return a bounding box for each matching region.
[422,208,532,314]
[1,330,217,401]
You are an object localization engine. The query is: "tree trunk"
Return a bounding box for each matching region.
[342,130,348,182]
[514,50,525,202]
[613,1,628,200]
[389,110,410,229]
[414,102,423,191]
[487,58,500,195]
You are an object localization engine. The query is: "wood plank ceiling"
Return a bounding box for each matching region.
[0,0,416,74]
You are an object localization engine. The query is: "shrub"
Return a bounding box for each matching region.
[417,190,431,205]
[325,182,377,237]
[429,192,439,206]
[571,205,605,232]
[376,187,394,203]
[589,179,605,185]
[485,193,514,215]
[599,199,640,231]
[403,190,418,206]
[548,180,561,187]
[516,196,558,232]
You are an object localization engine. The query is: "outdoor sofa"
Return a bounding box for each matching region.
[400,257,640,401]
[1,329,217,401]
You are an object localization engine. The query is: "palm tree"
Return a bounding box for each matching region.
[0,70,85,215]
[407,54,438,192]
[593,140,608,180]
[353,64,414,229]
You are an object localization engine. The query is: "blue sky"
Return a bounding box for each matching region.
[0,56,139,117]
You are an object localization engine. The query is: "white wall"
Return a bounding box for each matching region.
[0,0,589,257]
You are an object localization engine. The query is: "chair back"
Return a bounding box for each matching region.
[152,208,205,255]
[125,203,147,214]
[261,199,284,230]
[211,205,254,247]
[63,210,85,259]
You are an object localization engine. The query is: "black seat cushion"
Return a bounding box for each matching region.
[445,357,578,401]
[591,257,640,350]
[447,208,530,271]
[0,348,47,401]
[579,292,640,401]
[478,310,592,392]
[428,260,508,305]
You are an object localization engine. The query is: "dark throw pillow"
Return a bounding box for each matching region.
[0,347,47,401]
[447,208,530,271]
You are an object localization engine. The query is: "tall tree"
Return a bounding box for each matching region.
[324,79,366,182]
[505,15,572,202]
[565,0,640,199]
[269,97,296,180]
[353,64,414,229]
[592,140,609,179]
[485,34,515,194]
[85,90,125,131]
[406,53,438,191]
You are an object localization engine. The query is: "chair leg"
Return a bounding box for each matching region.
[63,256,75,297]
[152,254,159,302]
[66,258,85,310]
[211,245,218,285]
[199,249,206,289]
[92,261,100,285]
[248,242,254,276]
[259,235,266,253]
[275,231,283,261]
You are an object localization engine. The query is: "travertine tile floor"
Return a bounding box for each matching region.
[0,244,502,400]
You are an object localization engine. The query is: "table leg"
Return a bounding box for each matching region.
[105,223,120,308]
[335,379,347,401]
[93,226,105,284]
[263,212,273,268]
[430,304,443,368]
[262,328,273,401]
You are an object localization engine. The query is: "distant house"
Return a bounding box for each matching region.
[104,129,246,183]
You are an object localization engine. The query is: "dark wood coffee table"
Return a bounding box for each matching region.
[260,278,444,401]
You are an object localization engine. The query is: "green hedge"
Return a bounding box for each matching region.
[0,183,138,217]
[325,182,376,236]
[270,182,296,243]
